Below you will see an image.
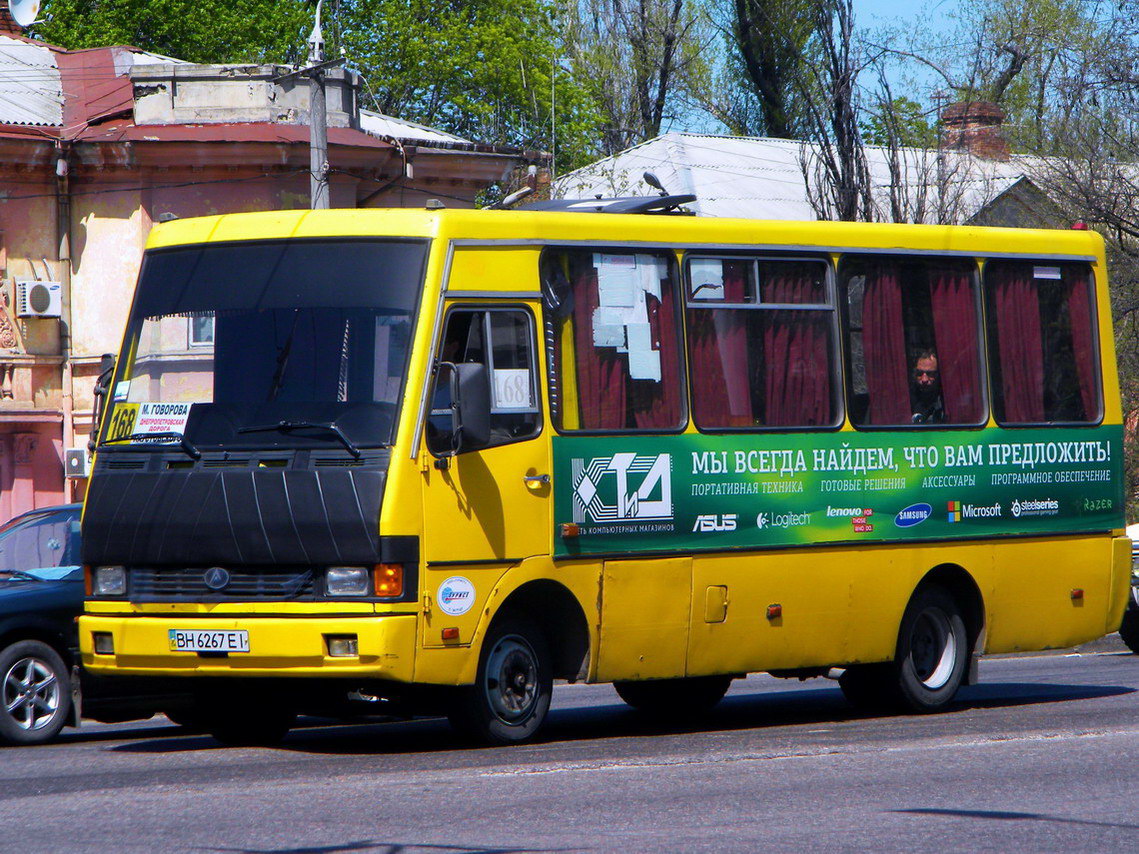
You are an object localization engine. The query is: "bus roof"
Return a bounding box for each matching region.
[145,206,1106,262]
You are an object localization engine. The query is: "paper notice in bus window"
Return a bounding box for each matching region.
[689,259,724,299]
[493,369,532,410]
[133,402,193,439]
[1034,266,1062,280]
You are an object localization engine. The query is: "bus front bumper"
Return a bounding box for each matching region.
[79,613,417,681]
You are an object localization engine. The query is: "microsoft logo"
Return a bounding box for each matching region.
[947,500,962,523]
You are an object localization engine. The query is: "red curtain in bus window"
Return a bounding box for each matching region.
[689,264,753,427]
[632,284,682,428]
[861,264,911,424]
[573,266,627,428]
[1064,266,1098,420]
[763,265,831,426]
[929,264,981,422]
[992,265,1045,422]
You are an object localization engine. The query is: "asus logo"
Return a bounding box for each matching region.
[692,514,737,532]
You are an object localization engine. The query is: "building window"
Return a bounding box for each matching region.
[188,314,214,347]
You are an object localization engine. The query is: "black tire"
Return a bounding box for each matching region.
[163,706,206,731]
[1119,600,1139,654]
[614,676,732,718]
[448,616,552,745]
[840,585,969,714]
[0,640,72,746]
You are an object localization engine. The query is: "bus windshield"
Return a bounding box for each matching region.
[102,238,426,451]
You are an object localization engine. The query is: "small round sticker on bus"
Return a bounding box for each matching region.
[437,576,476,616]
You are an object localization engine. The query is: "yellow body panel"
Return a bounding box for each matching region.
[79,207,1125,695]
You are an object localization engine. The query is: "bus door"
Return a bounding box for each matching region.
[420,304,549,644]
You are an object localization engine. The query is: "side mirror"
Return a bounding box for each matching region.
[430,361,491,456]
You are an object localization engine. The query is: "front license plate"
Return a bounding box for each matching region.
[168,629,249,653]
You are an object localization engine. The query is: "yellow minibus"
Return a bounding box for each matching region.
[79,201,1130,744]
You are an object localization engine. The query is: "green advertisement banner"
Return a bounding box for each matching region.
[552,426,1125,556]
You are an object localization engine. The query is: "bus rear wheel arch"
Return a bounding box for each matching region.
[841,575,980,714]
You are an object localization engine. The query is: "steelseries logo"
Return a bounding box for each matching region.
[693,514,737,532]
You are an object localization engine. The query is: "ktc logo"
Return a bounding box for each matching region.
[693,514,737,532]
[572,453,673,524]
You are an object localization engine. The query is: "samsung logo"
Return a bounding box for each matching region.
[894,503,932,528]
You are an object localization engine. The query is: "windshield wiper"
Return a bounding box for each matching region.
[101,432,201,460]
[237,420,361,458]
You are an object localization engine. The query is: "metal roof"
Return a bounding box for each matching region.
[555,133,1031,224]
[359,110,472,146]
[0,35,62,127]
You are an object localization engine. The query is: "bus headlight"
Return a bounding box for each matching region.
[326,566,371,596]
[93,565,126,596]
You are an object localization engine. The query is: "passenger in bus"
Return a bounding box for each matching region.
[911,349,944,424]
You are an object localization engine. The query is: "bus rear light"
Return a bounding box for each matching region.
[373,563,404,597]
[93,633,114,655]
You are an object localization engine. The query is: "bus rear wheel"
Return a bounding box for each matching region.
[841,585,968,714]
[1119,601,1139,654]
[614,676,732,717]
[447,616,552,745]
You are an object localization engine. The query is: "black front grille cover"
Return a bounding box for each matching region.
[131,567,316,600]
[82,451,391,566]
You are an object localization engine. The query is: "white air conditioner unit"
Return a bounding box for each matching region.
[64,447,90,478]
[15,280,62,318]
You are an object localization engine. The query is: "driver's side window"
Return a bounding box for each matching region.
[426,307,540,454]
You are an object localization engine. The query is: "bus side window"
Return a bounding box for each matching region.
[540,249,685,432]
[685,255,837,429]
[842,256,984,428]
[426,308,541,455]
[984,261,1101,424]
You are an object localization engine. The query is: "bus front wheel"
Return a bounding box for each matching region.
[448,616,552,745]
[841,585,968,714]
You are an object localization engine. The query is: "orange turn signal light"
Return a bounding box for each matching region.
[373,563,404,598]
[1071,588,1084,601]
[560,523,580,538]
[766,604,783,620]
[442,627,460,641]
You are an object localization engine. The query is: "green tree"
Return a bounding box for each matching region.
[862,96,935,148]
[38,0,313,64]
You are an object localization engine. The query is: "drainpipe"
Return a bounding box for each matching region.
[55,141,75,500]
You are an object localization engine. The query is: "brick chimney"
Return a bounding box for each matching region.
[0,7,21,35]
[940,101,1009,161]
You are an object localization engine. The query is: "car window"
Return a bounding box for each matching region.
[0,509,81,579]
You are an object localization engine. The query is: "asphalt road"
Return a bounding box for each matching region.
[3,644,1139,853]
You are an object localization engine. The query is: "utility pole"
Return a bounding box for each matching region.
[308,1,329,209]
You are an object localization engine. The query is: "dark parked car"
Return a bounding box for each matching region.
[0,504,187,745]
